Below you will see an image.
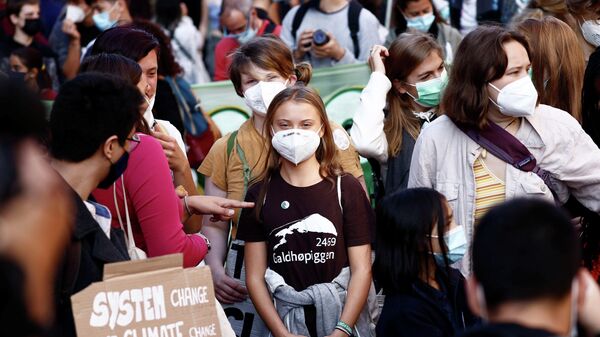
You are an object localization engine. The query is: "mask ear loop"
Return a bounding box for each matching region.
[487,83,503,110]
[570,278,579,337]
[476,284,489,322]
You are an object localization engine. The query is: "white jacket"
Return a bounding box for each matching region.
[408,105,600,275]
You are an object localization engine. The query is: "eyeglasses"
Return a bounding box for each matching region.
[126,133,141,152]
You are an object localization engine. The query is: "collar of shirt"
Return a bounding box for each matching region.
[83,200,112,239]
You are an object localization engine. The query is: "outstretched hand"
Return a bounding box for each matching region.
[187,195,254,222]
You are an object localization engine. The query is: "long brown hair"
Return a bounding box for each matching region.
[229,35,312,97]
[515,17,585,122]
[255,85,341,217]
[384,32,443,157]
[442,25,532,130]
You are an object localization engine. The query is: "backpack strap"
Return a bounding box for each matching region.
[226,130,238,159]
[337,175,343,213]
[291,1,315,45]
[452,119,558,198]
[348,0,362,59]
[292,0,362,59]
[225,130,251,223]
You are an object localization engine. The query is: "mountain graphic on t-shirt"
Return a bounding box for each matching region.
[273,213,338,250]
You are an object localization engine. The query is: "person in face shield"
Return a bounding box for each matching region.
[463,198,600,337]
[213,0,282,81]
[407,25,600,276]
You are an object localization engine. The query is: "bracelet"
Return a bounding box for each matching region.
[183,196,193,216]
[335,326,351,336]
[336,321,353,336]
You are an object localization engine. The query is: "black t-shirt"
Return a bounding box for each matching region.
[237,172,373,291]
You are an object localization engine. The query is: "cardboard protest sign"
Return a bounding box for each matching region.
[71,254,220,337]
[222,239,269,337]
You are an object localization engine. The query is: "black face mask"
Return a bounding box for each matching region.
[97,151,129,189]
[8,70,25,82]
[22,18,41,36]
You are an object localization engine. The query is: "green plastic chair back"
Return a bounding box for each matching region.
[324,86,364,126]
[208,106,250,135]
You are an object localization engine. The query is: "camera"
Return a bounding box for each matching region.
[312,29,330,46]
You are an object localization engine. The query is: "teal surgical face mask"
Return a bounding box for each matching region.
[432,225,467,265]
[92,3,117,31]
[405,12,435,32]
[406,68,448,107]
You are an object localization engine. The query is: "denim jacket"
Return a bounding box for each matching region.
[408,104,600,275]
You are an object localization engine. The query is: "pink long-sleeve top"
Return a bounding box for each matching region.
[93,134,207,267]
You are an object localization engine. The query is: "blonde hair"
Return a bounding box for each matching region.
[384,33,443,157]
[516,17,585,122]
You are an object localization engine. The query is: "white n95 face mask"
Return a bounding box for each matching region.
[243,80,288,115]
[66,5,86,23]
[581,20,600,47]
[488,76,538,117]
[143,95,156,128]
[271,127,321,165]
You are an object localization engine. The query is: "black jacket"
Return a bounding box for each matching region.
[53,187,129,337]
[376,268,480,337]
[459,323,557,337]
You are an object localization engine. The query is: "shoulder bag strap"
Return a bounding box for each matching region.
[112,176,137,254]
[452,119,558,198]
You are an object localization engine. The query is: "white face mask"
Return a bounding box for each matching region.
[271,127,322,165]
[488,76,538,117]
[143,95,156,129]
[243,80,288,115]
[581,20,600,47]
[66,4,86,23]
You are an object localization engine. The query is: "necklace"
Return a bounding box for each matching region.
[501,118,517,130]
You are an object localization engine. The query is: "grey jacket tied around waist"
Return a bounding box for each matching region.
[265,267,377,337]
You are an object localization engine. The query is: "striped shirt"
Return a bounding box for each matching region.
[473,155,505,224]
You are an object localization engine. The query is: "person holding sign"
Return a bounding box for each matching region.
[238,85,375,337]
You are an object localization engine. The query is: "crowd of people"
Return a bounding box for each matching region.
[2,0,600,337]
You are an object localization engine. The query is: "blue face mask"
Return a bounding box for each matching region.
[93,9,117,31]
[405,12,435,32]
[432,226,467,265]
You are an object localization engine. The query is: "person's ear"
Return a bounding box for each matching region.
[114,0,125,18]
[249,8,259,29]
[393,79,407,94]
[288,74,297,86]
[102,135,119,161]
[465,276,484,318]
[9,13,19,26]
[28,68,38,79]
